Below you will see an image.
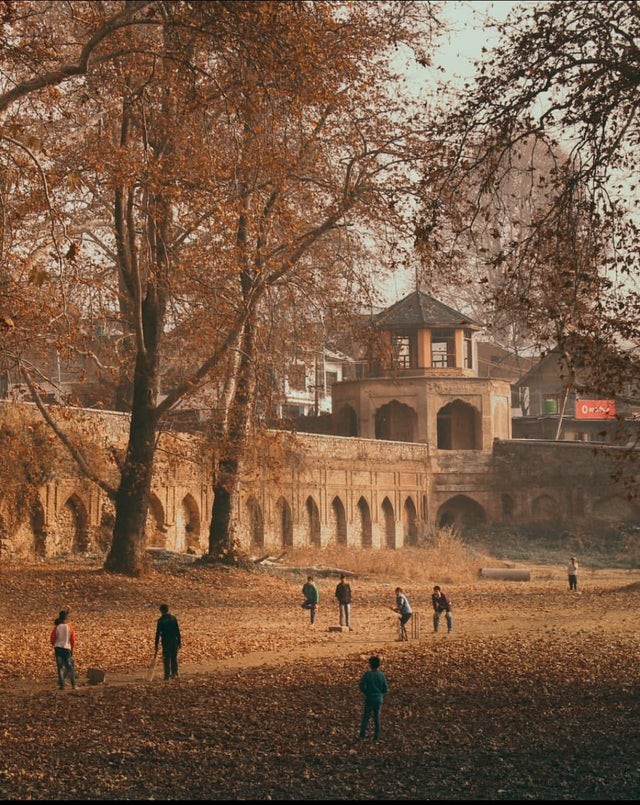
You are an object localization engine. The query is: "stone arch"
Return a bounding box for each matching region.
[98,499,116,553]
[330,496,347,546]
[502,493,515,521]
[305,496,321,547]
[31,497,46,557]
[532,494,558,523]
[246,495,264,549]
[357,496,372,548]
[335,404,358,437]
[381,497,396,549]
[176,493,201,552]
[403,496,418,546]
[276,496,293,547]
[436,399,482,450]
[59,494,89,554]
[375,400,417,442]
[436,495,486,533]
[146,493,167,548]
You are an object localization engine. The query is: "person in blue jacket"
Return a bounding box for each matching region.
[301,575,319,624]
[392,586,413,641]
[358,655,389,740]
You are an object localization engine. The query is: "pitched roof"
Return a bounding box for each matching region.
[375,290,483,330]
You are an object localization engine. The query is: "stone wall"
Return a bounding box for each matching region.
[1,402,638,562]
[490,439,640,527]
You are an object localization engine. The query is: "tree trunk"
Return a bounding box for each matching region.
[209,457,241,560]
[208,315,257,560]
[104,349,159,576]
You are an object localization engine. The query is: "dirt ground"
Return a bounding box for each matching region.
[1,555,640,800]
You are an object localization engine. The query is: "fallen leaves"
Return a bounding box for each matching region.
[1,560,640,799]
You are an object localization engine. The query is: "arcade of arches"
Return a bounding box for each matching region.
[338,397,483,450]
[2,406,639,561]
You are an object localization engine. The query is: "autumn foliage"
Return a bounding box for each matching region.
[1,551,640,799]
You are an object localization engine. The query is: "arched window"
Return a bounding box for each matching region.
[246,496,264,549]
[276,497,293,547]
[305,496,321,547]
[330,497,347,546]
[177,494,201,552]
[381,497,395,549]
[146,494,167,548]
[357,497,372,548]
[403,497,418,546]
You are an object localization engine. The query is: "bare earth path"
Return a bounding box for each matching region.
[1,558,639,800]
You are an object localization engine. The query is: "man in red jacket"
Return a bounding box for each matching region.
[50,609,77,689]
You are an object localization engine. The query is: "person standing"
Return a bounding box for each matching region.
[50,609,77,690]
[155,603,182,680]
[301,575,319,625]
[335,573,353,629]
[432,585,453,633]
[392,587,412,641]
[567,556,579,591]
[358,655,389,741]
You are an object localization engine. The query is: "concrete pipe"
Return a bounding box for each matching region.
[479,567,531,581]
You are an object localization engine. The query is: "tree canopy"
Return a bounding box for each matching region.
[0,0,444,574]
[419,0,640,363]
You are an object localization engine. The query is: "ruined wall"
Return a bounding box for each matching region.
[234,432,430,553]
[1,403,638,562]
[490,439,640,527]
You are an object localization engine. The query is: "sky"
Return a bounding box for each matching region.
[432,1,526,80]
[384,1,538,304]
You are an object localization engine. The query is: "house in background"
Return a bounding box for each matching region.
[513,349,640,444]
[279,347,356,419]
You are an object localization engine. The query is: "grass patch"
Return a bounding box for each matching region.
[466,523,640,569]
[283,527,492,584]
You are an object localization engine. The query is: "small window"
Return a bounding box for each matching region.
[431,328,456,368]
[464,329,474,369]
[325,371,339,388]
[392,335,411,369]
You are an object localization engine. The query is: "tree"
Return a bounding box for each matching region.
[418,0,640,369]
[0,1,446,573]
[413,0,640,492]
[197,0,445,560]
[0,1,263,574]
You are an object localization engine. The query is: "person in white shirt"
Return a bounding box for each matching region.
[50,609,77,690]
[567,556,579,591]
[392,587,413,641]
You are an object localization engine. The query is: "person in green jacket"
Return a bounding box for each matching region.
[358,655,389,741]
[301,575,319,624]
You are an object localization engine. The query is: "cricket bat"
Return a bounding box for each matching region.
[148,653,158,682]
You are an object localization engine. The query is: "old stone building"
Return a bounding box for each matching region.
[1,291,639,562]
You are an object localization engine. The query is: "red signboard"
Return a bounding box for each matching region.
[575,400,616,420]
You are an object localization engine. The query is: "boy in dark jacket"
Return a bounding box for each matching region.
[358,655,389,740]
[432,585,453,633]
[335,574,353,629]
[155,604,182,680]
